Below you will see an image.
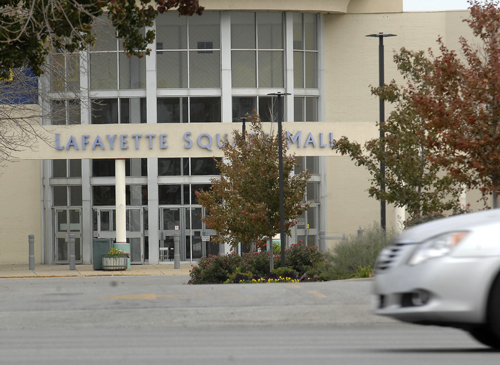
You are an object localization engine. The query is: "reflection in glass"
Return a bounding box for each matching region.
[305,52,318,88]
[70,186,82,206]
[157,52,188,88]
[294,51,304,88]
[69,209,80,231]
[156,12,187,49]
[158,158,181,176]
[159,185,182,205]
[232,97,257,121]
[189,50,220,88]
[258,51,283,88]
[190,12,220,49]
[90,53,117,90]
[57,211,67,232]
[157,98,187,123]
[231,12,256,49]
[257,12,283,49]
[191,158,219,175]
[54,186,67,206]
[119,53,146,89]
[190,97,221,123]
[53,160,67,177]
[92,99,118,124]
[232,51,256,87]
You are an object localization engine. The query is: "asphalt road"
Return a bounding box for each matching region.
[0,276,497,364]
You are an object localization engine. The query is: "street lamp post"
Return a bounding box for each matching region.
[268,92,290,268]
[366,32,396,232]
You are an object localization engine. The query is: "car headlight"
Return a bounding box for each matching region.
[408,231,469,266]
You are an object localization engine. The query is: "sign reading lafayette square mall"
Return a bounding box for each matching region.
[17,122,355,160]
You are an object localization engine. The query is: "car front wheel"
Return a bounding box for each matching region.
[466,326,500,349]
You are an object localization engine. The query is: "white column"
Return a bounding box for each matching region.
[146,22,159,264]
[221,12,232,124]
[115,158,127,243]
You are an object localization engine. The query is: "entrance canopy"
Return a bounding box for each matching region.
[17,122,375,159]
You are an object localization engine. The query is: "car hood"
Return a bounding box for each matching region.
[396,208,500,244]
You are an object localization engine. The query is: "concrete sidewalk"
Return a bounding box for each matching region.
[0,263,194,278]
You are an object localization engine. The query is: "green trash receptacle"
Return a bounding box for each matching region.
[93,238,112,270]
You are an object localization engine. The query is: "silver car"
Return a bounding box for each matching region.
[373,208,500,348]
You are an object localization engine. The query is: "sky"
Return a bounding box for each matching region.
[404,0,470,11]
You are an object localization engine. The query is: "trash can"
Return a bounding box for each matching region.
[93,238,112,270]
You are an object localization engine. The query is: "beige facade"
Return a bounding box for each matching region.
[0,1,480,264]
[324,10,473,247]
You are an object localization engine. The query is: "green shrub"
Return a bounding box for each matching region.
[322,224,395,280]
[189,252,242,284]
[239,251,273,277]
[273,242,281,254]
[284,244,324,275]
[271,267,298,279]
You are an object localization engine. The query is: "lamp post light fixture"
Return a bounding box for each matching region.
[268,92,290,269]
[366,32,396,232]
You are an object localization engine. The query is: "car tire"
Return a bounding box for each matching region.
[485,274,500,349]
[466,326,500,349]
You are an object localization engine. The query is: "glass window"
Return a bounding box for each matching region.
[90,53,118,90]
[89,19,146,90]
[190,97,221,123]
[293,14,318,89]
[232,96,283,122]
[231,12,284,88]
[157,52,188,88]
[189,50,220,88]
[156,12,220,88]
[231,12,256,49]
[119,54,146,89]
[53,160,67,177]
[93,186,146,205]
[158,98,220,123]
[70,186,82,206]
[51,100,80,125]
[257,13,283,49]
[231,51,256,88]
[69,160,82,177]
[54,186,68,206]
[92,159,147,177]
[50,53,79,92]
[157,98,188,123]
[158,158,181,176]
[191,184,210,205]
[295,157,319,175]
[232,97,257,121]
[93,186,115,206]
[53,160,81,178]
[92,99,146,124]
[128,185,148,206]
[258,51,283,88]
[190,12,221,49]
[156,12,187,50]
[294,97,318,122]
[159,185,182,205]
[191,158,220,175]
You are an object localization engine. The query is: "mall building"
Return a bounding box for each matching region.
[0,0,476,265]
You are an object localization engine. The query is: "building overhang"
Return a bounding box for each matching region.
[201,0,403,14]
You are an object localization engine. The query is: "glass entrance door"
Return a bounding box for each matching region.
[159,207,216,262]
[296,204,319,246]
[54,208,82,263]
[93,207,145,264]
